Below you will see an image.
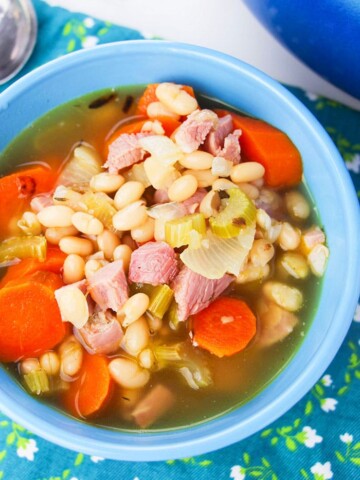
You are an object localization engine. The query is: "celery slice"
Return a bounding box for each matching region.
[167,300,180,330]
[153,342,212,389]
[210,188,256,238]
[23,369,50,395]
[0,236,47,263]
[81,192,117,231]
[165,213,206,248]
[147,284,174,320]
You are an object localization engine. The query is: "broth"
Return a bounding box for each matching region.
[0,85,324,430]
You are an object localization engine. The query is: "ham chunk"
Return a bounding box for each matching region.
[30,194,53,213]
[88,260,128,311]
[204,114,233,155]
[104,133,147,173]
[172,266,233,322]
[131,384,175,428]
[129,241,178,286]
[74,310,123,354]
[219,130,241,164]
[174,109,218,153]
[182,188,207,214]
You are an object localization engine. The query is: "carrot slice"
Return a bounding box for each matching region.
[136,83,195,116]
[192,297,257,357]
[216,110,303,188]
[0,246,66,288]
[0,166,55,238]
[62,353,113,418]
[0,271,66,362]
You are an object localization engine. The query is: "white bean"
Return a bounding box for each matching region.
[256,208,272,231]
[307,244,329,277]
[236,264,270,284]
[109,358,150,389]
[71,212,104,236]
[230,162,265,183]
[112,200,148,231]
[146,101,180,120]
[263,281,303,312]
[40,351,60,376]
[20,358,40,375]
[211,156,232,177]
[84,259,103,279]
[179,151,214,170]
[37,205,74,228]
[55,286,89,329]
[138,349,155,370]
[122,317,150,356]
[168,174,198,202]
[237,182,260,200]
[63,254,85,284]
[59,338,83,377]
[114,181,145,210]
[183,169,218,188]
[279,252,309,279]
[113,244,132,271]
[131,217,155,243]
[285,191,310,220]
[199,190,221,218]
[120,294,150,327]
[155,82,198,116]
[97,230,121,259]
[45,225,79,245]
[250,239,275,267]
[212,178,238,191]
[90,172,125,193]
[59,236,94,256]
[278,222,301,251]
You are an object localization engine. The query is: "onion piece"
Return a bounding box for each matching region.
[57,145,102,186]
[180,225,256,279]
[138,135,184,166]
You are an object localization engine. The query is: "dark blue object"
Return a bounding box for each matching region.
[243,0,360,99]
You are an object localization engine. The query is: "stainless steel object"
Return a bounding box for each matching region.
[0,0,37,84]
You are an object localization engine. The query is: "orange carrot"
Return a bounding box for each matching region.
[216,110,303,188]
[0,166,55,237]
[0,246,66,288]
[192,297,257,357]
[136,83,195,116]
[62,353,113,418]
[0,271,66,362]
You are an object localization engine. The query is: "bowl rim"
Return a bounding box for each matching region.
[0,40,359,461]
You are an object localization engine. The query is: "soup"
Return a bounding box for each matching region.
[0,83,328,430]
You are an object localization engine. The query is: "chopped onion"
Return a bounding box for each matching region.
[57,145,103,186]
[138,136,184,165]
[180,226,256,279]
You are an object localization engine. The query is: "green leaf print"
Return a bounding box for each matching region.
[74,453,84,466]
[350,458,360,466]
[260,428,272,438]
[6,432,15,446]
[62,21,72,36]
[285,437,297,452]
[0,451,6,462]
[305,400,313,415]
[243,452,251,465]
[335,451,345,462]
[67,39,76,53]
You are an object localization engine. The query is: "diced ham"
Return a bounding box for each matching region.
[74,310,123,354]
[301,226,325,252]
[153,189,170,204]
[219,129,241,164]
[88,260,128,311]
[131,384,175,428]
[257,300,298,347]
[182,188,207,214]
[129,241,178,286]
[30,194,53,213]
[174,109,218,153]
[204,114,233,155]
[172,266,233,322]
[104,133,147,173]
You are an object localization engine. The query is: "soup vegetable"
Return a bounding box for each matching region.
[0,83,329,430]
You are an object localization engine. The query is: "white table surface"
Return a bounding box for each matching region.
[49,0,360,111]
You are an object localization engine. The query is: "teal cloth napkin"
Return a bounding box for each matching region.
[1,1,360,479]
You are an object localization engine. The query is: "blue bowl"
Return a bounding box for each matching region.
[0,41,359,461]
[243,0,360,99]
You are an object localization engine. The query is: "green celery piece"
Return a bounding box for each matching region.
[0,236,47,263]
[167,300,181,330]
[147,284,174,320]
[23,369,50,395]
[165,213,206,248]
[81,191,117,231]
[210,188,256,238]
